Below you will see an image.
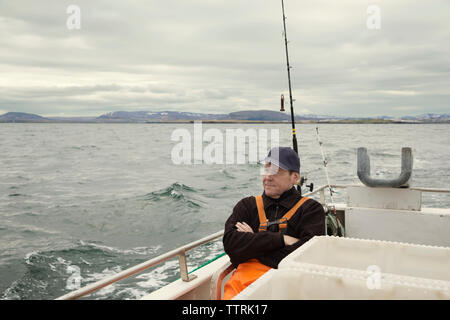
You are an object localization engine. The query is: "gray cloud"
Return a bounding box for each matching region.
[0,0,449,117]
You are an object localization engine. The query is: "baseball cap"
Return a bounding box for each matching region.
[264,147,300,173]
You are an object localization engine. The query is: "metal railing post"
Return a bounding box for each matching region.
[319,188,325,204]
[178,251,197,282]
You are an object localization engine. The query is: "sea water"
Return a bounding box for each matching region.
[0,123,449,299]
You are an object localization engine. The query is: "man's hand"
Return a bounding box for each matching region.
[235,222,254,233]
[283,235,299,246]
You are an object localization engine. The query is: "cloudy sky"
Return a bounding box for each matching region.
[0,0,449,117]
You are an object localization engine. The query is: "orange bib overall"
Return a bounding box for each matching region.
[222,195,309,300]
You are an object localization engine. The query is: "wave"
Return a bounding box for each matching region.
[141,182,203,208]
[2,241,163,300]
[69,145,99,150]
[219,168,236,179]
[78,241,161,256]
[2,238,223,300]
[2,221,60,236]
[8,193,28,197]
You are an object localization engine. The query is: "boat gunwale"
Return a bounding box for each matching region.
[55,184,450,300]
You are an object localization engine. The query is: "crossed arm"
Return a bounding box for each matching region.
[222,199,301,268]
[223,198,325,269]
[235,222,300,245]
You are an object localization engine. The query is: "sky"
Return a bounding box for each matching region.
[0,0,449,117]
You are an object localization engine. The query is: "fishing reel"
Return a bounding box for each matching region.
[324,205,344,237]
[299,176,314,192]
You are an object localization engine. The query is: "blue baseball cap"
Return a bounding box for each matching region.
[265,147,300,173]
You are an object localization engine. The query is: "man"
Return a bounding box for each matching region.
[222,146,325,300]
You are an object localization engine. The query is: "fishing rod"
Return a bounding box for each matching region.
[315,126,344,236]
[278,1,341,235]
[279,0,312,193]
[280,0,298,155]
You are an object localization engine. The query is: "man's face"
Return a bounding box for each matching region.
[262,162,299,199]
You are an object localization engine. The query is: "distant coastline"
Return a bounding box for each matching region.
[1,120,447,124]
[1,111,449,124]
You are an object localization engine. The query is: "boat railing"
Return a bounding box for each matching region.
[55,230,224,300]
[55,184,450,300]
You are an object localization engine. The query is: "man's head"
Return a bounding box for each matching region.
[262,147,300,199]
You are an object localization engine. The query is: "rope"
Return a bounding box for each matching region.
[188,251,227,274]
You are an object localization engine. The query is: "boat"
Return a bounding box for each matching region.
[55,145,450,300]
[55,0,450,301]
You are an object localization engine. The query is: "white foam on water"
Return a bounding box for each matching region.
[79,240,161,256]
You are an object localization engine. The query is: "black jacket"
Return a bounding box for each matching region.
[222,187,325,269]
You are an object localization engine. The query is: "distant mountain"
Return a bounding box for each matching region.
[1,110,449,123]
[225,110,322,121]
[96,110,329,122]
[227,110,288,121]
[0,112,51,122]
[412,113,450,121]
[374,115,394,120]
[97,111,227,122]
[47,116,97,122]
